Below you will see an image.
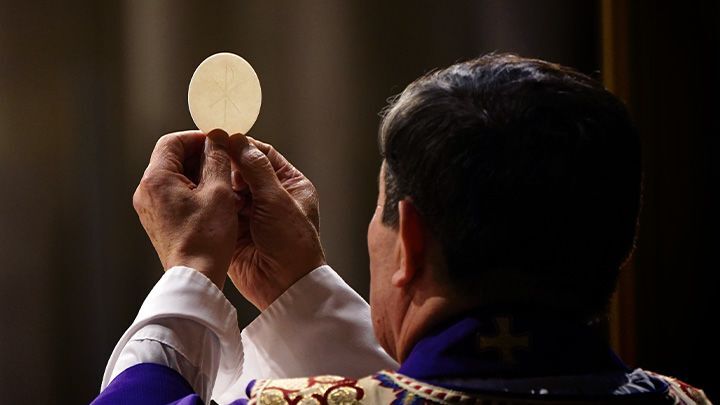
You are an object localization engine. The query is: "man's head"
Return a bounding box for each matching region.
[367,54,641,359]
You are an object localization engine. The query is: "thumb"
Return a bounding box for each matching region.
[231,136,283,195]
[201,129,232,186]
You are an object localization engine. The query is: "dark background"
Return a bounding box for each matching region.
[0,1,716,403]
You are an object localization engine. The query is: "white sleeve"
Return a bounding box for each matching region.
[102,265,397,405]
[109,320,220,402]
[100,266,243,402]
[215,265,398,404]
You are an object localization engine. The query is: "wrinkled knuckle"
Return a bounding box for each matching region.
[301,178,319,198]
[308,180,318,196]
[154,134,174,150]
[138,174,163,191]
[242,147,267,167]
[157,133,176,144]
[132,187,145,211]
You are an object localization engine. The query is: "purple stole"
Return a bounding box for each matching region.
[92,308,673,404]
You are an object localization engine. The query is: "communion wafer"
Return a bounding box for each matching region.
[188,52,261,136]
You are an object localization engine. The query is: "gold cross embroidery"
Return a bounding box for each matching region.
[476,316,530,365]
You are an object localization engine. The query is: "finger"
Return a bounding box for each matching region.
[145,131,206,177]
[200,129,232,186]
[230,135,283,195]
[246,136,297,175]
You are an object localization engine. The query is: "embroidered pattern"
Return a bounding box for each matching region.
[373,371,474,404]
[250,371,475,405]
[250,375,364,405]
[249,370,711,404]
[644,371,711,405]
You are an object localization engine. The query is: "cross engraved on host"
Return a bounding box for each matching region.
[210,64,243,125]
[476,317,530,365]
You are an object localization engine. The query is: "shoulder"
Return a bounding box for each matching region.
[247,370,714,405]
[643,370,712,404]
[245,370,473,405]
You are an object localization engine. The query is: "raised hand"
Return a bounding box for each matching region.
[228,136,326,310]
[132,130,240,289]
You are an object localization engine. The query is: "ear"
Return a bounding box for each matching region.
[391,199,426,287]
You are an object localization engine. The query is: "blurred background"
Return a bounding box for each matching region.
[0,0,717,403]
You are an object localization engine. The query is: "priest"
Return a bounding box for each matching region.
[92,54,710,404]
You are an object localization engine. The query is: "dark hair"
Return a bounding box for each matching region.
[379,54,641,319]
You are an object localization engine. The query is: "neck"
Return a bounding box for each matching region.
[393,287,478,362]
